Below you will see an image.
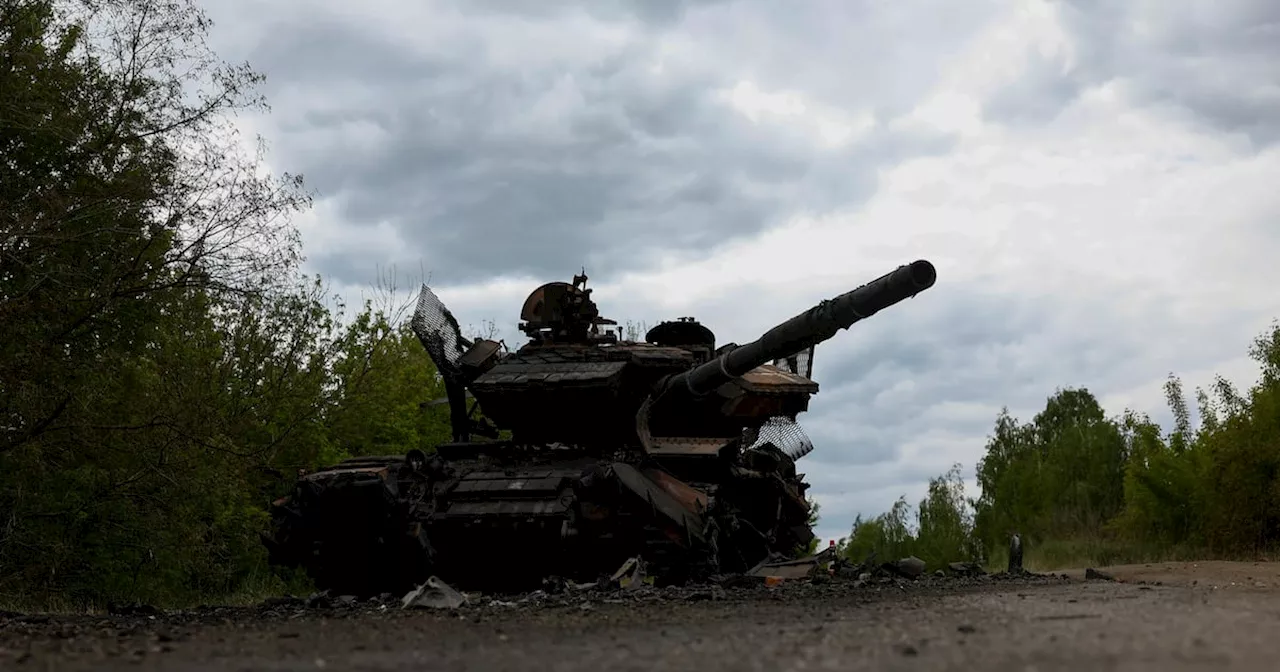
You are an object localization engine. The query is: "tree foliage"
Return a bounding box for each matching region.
[839,320,1280,570]
[0,0,452,606]
[836,467,977,571]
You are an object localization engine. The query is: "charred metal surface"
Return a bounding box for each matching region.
[263,262,938,595]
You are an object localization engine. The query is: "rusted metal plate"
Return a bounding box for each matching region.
[610,462,706,544]
[736,364,819,394]
[473,361,627,386]
[459,339,503,368]
[641,466,709,513]
[750,561,819,579]
[749,548,836,579]
[646,437,729,457]
[621,345,697,365]
[442,499,569,517]
[301,465,389,482]
[465,470,555,480]
[451,476,565,496]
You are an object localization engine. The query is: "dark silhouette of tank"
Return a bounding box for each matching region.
[262,260,937,596]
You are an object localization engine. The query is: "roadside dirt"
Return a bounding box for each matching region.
[3,562,1279,671]
[1055,559,1280,591]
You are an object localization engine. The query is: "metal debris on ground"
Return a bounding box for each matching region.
[1008,532,1024,573]
[748,546,840,582]
[611,557,652,590]
[402,577,467,610]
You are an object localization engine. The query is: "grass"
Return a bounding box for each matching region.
[981,536,1251,573]
[0,566,315,615]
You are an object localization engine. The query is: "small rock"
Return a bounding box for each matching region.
[957,624,976,634]
[107,602,161,617]
[1084,568,1115,581]
[948,562,986,577]
[685,586,727,601]
[260,596,304,610]
[893,556,926,579]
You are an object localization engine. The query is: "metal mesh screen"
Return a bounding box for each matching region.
[746,415,815,460]
[410,284,469,383]
[772,345,815,379]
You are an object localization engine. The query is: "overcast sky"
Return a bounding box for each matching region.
[206,0,1280,545]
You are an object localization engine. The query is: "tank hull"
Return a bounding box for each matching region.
[264,438,812,595]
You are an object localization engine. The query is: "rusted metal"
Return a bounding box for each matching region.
[263,262,938,595]
[641,466,710,513]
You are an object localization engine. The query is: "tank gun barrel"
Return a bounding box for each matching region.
[665,259,936,397]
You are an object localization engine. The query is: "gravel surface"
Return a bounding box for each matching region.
[3,562,1279,671]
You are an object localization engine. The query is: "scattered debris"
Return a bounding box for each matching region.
[402,577,467,610]
[611,558,650,591]
[948,562,985,577]
[887,556,926,579]
[106,603,160,617]
[749,546,839,581]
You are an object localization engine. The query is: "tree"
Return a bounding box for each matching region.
[325,294,454,460]
[1,0,309,456]
[799,500,822,554]
[0,0,314,604]
[972,388,1128,554]
[914,464,979,569]
[841,496,915,564]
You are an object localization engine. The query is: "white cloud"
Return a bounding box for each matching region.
[719,81,878,149]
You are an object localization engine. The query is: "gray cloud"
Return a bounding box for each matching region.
[217,0,981,286]
[988,0,1280,145]
[982,50,1091,126]
[444,0,730,27]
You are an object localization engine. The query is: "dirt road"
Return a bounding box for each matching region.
[4,562,1280,671]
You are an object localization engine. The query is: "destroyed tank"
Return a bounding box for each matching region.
[262,260,938,596]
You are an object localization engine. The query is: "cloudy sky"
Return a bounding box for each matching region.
[205,0,1280,545]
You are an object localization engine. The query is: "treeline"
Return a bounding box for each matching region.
[0,0,459,606]
[840,321,1280,571]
